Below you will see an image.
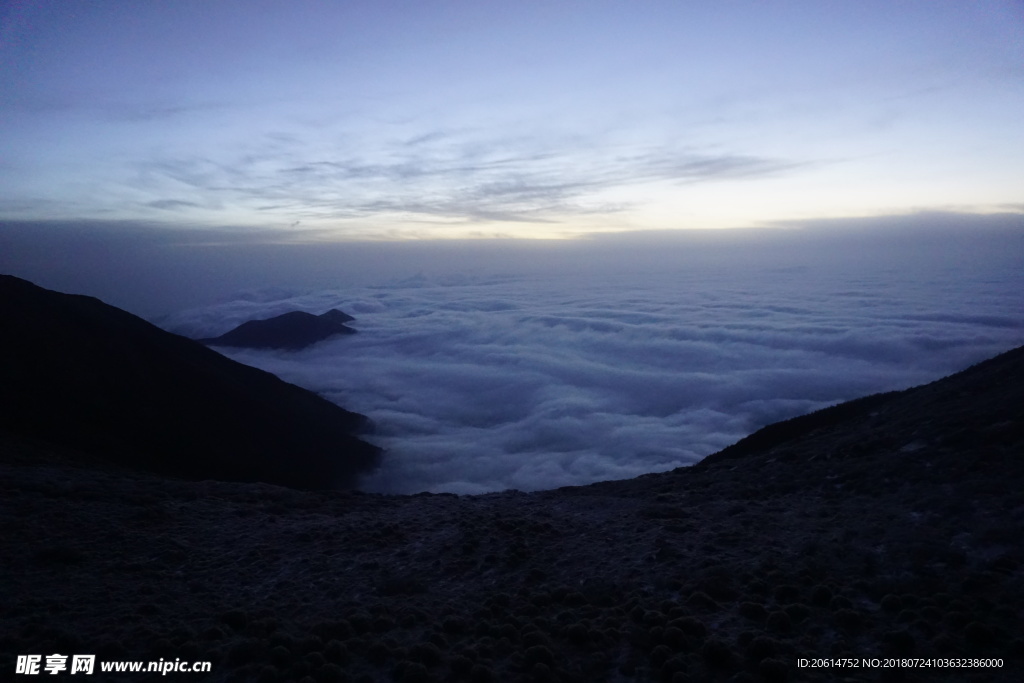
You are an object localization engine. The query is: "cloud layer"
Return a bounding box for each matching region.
[162,227,1024,494]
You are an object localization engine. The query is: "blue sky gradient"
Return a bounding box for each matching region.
[2,1,1022,239]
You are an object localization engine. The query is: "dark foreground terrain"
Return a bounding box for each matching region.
[0,275,380,489]
[2,342,1022,680]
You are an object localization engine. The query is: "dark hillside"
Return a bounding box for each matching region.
[0,275,380,489]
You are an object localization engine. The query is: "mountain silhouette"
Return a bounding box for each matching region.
[0,274,380,489]
[199,309,357,350]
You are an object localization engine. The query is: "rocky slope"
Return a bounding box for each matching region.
[0,276,1021,682]
[0,275,379,489]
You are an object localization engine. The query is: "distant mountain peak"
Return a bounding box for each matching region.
[199,308,357,350]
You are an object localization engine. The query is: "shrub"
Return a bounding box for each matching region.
[410,643,442,666]
[315,663,346,683]
[655,654,684,681]
[880,594,902,613]
[650,644,672,666]
[323,640,348,664]
[227,638,262,665]
[524,645,554,666]
[566,622,588,645]
[366,640,390,664]
[701,638,733,668]
[686,592,719,610]
[299,635,323,654]
[398,661,431,683]
[783,603,810,623]
[964,621,995,646]
[670,616,707,639]
[833,609,862,632]
[911,618,936,638]
[450,654,473,675]
[270,645,291,666]
[255,664,280,683]
[663,627,685,648]
[758,658,788,683]
[347,613,372,634]
[745,635,780,663]
[641,625,662,649]
[698,568,738,601]
[882,629,915,655]
[526,662,551,682]
[564,591,587,606]
[896,609,919,624]
[945,611,969,628]
[900,594,920,608]
[372,615,396,632]
[468,664,493,683]
[521,631,549,648]
[738,602,767,621]
[810,585,832,607]
[487,593,512,609]
[313,620,353,641]
[498,622,518,642]
[221,610,249,631]
[643,610,667,627]
[931,633,956,653]
[829,595,852,610]
[443,617,467,635]
[766,611,792,635]
[773,585,800,602]
[287,660,310,679]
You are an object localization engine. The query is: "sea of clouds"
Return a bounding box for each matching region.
[162,223,1024,494]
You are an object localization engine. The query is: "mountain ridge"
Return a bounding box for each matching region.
[0,274,380,489]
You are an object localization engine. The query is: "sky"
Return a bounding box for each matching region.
[1,0,1023,241]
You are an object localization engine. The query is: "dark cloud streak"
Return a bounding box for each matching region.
[130,130,803,225]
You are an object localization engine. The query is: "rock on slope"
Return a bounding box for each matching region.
[0,274,380,489]
[0,285,1021,681]
[198,309,357,350]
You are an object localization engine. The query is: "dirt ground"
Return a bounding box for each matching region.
[2,347,1022,682]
